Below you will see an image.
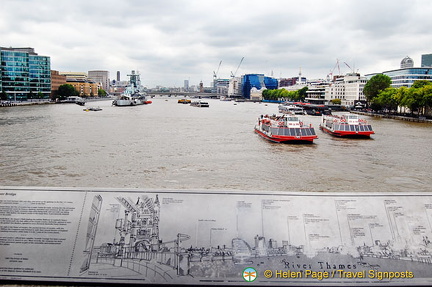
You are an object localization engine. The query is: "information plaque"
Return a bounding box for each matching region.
[1,186,432,285]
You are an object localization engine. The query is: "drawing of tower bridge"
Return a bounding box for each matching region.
[87,194,302,281]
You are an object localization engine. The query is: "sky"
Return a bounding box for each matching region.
[1,0,431,88]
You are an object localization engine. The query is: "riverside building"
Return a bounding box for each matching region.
[88,70,110,93]
[51,70,67,98]
[421,53,432,67]
[365,56,432,88]
[324,73,367,107]
[0,47,51,101]
[60,71,101,97]
[241,74,278,99]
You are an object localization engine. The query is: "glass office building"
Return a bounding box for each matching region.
[0,47,51,101]
[366,67,432,88]
[421,54,432,67]
[241,74,278,98]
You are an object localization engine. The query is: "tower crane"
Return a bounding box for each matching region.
[231,57,244,78]
[344,62,358,74]
[328,59,341,80]
[213,60,222,80]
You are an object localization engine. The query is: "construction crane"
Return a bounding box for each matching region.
[231,57,244,78]
[327,59,341,81]
[344,62,358,74]
[213,60,222,80]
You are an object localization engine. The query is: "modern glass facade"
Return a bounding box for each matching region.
[241,74,278,98]
[264,76,278,90]
[29,55,51,98]
[366,68,432,88]
[421,54,432,67]
[0,47,51,101]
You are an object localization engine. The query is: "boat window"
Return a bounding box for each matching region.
[350,125,355,131]
[287,129,293,136]
[310,129,316,135]
[359,125,364,131]
[304,128,311,136]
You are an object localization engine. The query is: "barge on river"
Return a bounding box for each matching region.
[320,114,374,137]
[254,114,318,143]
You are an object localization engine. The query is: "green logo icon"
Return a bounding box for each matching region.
[242,267,257,282]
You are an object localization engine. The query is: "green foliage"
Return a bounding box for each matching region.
[423,85,432,110]
[371,87,398,112]
[262,87,307,102]
[411,80,430,89]
[56,84,79,100]
[363,74,392,102]
[374,80,432,116]
[298,87,308,101]
[98,89,107,97]
[331,99,341,105]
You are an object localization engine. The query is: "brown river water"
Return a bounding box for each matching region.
[1,97,431,193]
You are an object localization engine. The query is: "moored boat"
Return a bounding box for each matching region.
[133,94,152,105]
[112,70,151,106]
[178,98,191,104]
[190,101,209,107]
[62,96,85,106]
[254,114,318,143]
[319,114,374,137]
[83,106,102,112]
[112,95,136,106]
[278,104,305,115]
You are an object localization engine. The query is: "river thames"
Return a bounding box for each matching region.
[0,97,431,193]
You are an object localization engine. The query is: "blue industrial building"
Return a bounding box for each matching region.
[241,74,278,99]
[0,47,51,101]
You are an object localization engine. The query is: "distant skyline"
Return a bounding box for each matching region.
[1,0,432,88]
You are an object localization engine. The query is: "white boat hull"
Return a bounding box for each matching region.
[113,99,136,106]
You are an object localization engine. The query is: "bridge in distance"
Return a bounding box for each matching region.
[146,91,219,98]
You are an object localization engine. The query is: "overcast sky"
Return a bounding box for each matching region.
[1,0,431,88]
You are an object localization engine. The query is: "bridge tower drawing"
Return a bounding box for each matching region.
[115,195,161,254]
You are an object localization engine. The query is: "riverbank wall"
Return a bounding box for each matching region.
[0,98,112,108]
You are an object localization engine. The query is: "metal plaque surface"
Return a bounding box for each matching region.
[1,186,431,285]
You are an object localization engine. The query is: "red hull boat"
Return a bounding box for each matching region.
[320,114,374,137]
[254,114,318,143]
